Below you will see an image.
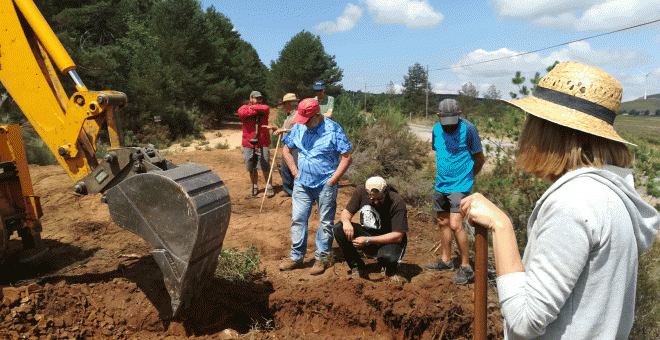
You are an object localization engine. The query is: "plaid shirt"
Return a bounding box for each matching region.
[283,117,352,188]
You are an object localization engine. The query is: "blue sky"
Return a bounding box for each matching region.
[200,0,660,102]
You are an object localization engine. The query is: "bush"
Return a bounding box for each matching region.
[215,246,263,283]
[136,124,171,150]
[23,133,57,166]
[215,141,229,149]
[124,130,139,147]
[333,95,366,139]
[95,143,108,160]
[345,102,430,208]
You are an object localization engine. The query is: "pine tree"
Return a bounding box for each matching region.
[267,31,343,102]
[402,63,431,115]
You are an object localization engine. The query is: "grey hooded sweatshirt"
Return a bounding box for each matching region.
[497,166,660,339]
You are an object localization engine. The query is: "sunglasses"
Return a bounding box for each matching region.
[369,194,385,201]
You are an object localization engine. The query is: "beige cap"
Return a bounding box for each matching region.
[365,176,387,193]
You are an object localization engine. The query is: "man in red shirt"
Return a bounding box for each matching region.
[238,91,276,199]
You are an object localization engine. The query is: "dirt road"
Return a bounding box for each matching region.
[0,118,503,339]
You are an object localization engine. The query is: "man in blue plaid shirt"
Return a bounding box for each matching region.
[279,98,353,275]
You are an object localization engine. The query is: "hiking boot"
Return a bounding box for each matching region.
[265,185,275,198]
[351,267,369,280]
[453,266,475,285]
[245,186,258,199]
[279,259,303,271]
[424,258,454,271]
[309,257,332,276]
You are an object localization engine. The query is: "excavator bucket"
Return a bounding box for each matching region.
[103,162,231,317]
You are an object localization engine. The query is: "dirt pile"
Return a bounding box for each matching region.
[0,121,504,339]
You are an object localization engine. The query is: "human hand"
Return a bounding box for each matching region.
[342,221,354,241]
[327,178,337,186]
[352,236,367,249]
[460,193,512,232]
[275,128,288,135]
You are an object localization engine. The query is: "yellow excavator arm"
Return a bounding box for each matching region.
[0,0,231,318]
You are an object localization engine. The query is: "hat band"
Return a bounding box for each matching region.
[532,86,616,125]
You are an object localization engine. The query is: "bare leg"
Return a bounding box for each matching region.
[450,212,470,268]
[437,212,453,263]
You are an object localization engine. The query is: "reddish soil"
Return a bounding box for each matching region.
[0,118,503,339]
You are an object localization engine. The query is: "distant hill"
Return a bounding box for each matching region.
[619,93,660,115]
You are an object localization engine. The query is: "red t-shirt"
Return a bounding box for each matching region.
[238,104,270,148]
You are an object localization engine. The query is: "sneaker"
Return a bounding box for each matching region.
[245,186,258,199]
[453,266,475,285]
[309,257,333,276]
[424,259,455,271]
[265,185,275,198]
[279,259,303,271]
[351,267,369,280]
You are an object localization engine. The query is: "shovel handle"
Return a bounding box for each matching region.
[474,223,488,340]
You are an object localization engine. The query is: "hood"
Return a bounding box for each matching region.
[536,165,660,254]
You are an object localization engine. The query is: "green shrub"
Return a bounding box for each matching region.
[23,133,57,166]
[95,143,108,160]
[345,102,430,208]
[631,239,660,339]
[215,141,229,149]
[137,124,171,150]
[124,130,139,147]
[333,95,367,139]
[215,246,263,283]
[162,107,205,141]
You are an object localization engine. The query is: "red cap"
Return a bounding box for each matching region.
[294,98,320,124]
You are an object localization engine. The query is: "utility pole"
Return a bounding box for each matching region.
[364,81,367,111]
[645,72,651,100]
[425,65,429,118]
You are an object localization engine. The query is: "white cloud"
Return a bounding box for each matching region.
[365,0,443,29]
[494,0,660,31]
[453,42,649,79]
[314,3,363,33]
[448,42,654,100]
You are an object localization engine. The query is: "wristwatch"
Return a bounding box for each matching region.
[366,236,370,246]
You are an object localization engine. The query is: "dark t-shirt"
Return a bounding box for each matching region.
[345,185,408,235]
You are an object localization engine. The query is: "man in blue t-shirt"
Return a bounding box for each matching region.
[279,98,353,275]
[424,99,485,286]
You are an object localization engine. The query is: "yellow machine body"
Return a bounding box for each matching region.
[0,125,43,258]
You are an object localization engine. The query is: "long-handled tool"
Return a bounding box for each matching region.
[474,224,488,340]
[247,114,262,199]
[260,134,281,212]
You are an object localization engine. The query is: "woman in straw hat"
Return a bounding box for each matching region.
[460,62,660,339]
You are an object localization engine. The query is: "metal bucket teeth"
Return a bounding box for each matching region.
[104,163,231,317]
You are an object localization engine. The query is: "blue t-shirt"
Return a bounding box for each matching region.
[432,118,483,193]
[283,117,352,188]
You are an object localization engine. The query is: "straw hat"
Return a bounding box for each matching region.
[279,93,299,104]
[506,62,633,145]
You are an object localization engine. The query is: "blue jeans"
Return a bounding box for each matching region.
[279,156,294,196]
[289,181,337,262]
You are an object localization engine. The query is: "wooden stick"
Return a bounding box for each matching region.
[260,134,281,212]
[474,224,488,340]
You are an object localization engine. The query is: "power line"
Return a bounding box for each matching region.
[431,17,660,72]
[362,17,660,91]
